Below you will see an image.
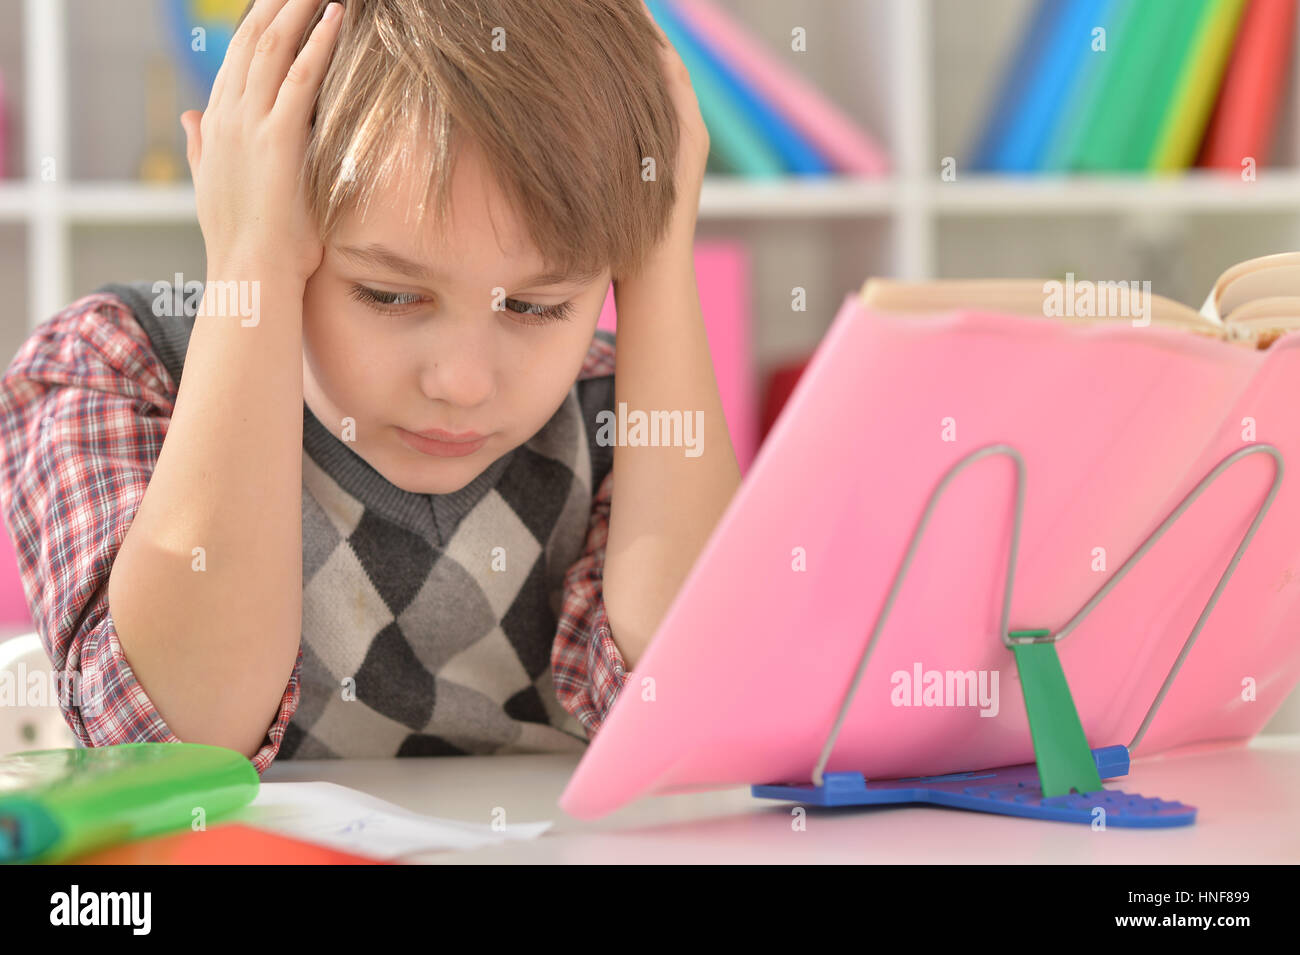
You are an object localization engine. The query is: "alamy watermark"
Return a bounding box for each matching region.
[595,402,704,458]
[152,274,261,327]
[1042,272,1152,327]
[49,885,151,934]
[890,662,999,717]
[1,662,104,717]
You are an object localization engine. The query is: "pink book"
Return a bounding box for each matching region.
[561,255,1300,819]
[597,240,757,473]
[0,526,33,630]
[667,0,889,176]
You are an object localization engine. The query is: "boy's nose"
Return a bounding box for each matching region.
[416,323,497,409]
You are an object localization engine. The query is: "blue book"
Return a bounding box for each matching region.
[970,0,1066,172]
[1005,0,1115,171]
[662,0,833,175]
[644,0,782,176]
[1041,0,1132,171]
[645,0,822,176]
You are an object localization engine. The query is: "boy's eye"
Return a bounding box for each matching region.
[348,285,575,326]
[501,298,576,326]
[349,285,423,311]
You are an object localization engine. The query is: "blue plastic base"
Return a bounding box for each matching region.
[751,745,1196,827]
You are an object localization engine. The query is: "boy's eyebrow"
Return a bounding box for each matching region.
[335,243,604,287]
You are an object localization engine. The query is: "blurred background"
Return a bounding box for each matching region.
[0,0,1298,737]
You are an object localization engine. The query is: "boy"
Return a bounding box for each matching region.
[0,0,738,773]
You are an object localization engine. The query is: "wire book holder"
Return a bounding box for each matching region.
[752,442,1284,827]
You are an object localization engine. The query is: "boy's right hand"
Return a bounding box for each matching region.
[179,0,343,285]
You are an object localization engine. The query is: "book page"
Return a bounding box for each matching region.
[1209,251,1300,325]
[232,781,552,861]
[859,277,1227,340]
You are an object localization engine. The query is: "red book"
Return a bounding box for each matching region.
[759,356,811,442]
[68,823,389,865]
[1199,0,1297,170]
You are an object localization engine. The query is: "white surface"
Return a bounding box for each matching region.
[0,630,76,755]
[230,780,550,862]
[260,734,1300,863]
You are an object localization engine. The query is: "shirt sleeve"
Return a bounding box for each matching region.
[0,294,300,776]
[552,466,631,737]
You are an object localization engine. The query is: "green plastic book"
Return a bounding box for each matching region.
[1070,0,1191,171]
[0,743,259,864]
[1148,0,1247,171]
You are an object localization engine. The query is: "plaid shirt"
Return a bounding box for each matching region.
[0,292,630,774]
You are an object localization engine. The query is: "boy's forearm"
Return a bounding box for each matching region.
[603,234,742,670]
[107,267,305,759]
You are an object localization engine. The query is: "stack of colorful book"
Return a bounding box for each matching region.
[645,0,889,178]
[970,0,1296,174]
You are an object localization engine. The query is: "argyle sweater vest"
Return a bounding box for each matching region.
[97,281,615,759]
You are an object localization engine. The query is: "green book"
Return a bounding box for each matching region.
[1148,0,1247,170]
[0,743,259,864]
[1118,0,1215,169]
[1070,0,1191,171]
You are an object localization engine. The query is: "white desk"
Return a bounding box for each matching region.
[258,734,1300,863]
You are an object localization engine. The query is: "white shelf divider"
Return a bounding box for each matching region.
[890,0,933,279]
[24,0,69,332]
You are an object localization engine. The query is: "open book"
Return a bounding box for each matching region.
[860,251,1300,349]
[561,250,1300,819]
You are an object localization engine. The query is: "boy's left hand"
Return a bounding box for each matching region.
[638,0,710,257]
[599,4,738,673]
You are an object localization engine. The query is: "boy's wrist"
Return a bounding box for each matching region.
[199,262,305,327]
[206,256,306,287]
[624,216,696,284]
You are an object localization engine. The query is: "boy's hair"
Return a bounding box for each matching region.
[235,0,680,282]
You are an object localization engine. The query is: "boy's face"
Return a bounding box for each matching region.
[301,139,612,495]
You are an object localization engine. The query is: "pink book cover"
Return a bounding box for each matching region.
[0,526,33,630]
[667,0,890,176]
[561,298,1300,818]
[597,239,757,473]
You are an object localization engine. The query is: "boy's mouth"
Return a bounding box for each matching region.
[408,427,486,443]
[395,427,490,458]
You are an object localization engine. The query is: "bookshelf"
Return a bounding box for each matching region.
[0,4,1292,328]
[6,0,1300,368]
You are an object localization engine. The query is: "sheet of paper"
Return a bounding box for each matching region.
[231,781,552,861]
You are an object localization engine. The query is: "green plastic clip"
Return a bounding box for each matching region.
[1007,629,1104,798]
